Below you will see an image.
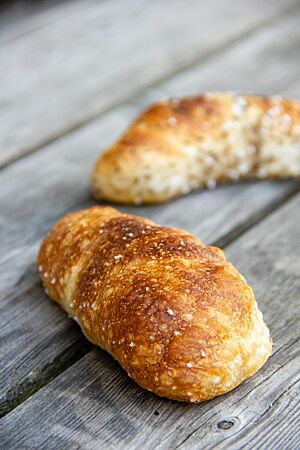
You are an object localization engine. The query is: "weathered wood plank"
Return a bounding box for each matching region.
[159,12,300,99]
[1,9,300,416]
[0,1,88,44]
[0,0,299,167]
[1,188,299,450]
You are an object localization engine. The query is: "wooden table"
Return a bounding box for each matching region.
[0,1,299,448]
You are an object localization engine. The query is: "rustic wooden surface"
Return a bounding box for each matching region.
[1,0,299,167]
[1,191,299,450]
[0,1,299,448]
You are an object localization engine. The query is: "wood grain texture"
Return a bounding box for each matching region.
[1,8,300,416]
[0,0,299,167]
[0,1,87,44]
[1,189,299,450]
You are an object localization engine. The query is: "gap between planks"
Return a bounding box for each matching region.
[1,0,300,170]
[0,0,92,45]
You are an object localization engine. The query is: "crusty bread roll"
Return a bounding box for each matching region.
[38,206,272,402]
[91,92,300,204]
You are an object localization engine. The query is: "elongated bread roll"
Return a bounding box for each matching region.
[91,92,300,204]
[38,206,271,402]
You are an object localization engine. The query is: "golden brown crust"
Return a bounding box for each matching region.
[38,206,272,402]
[91,93,300,204]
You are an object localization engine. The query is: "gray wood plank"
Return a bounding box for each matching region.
[1,9,300,416]
[0,1,88,44]
[159,12,300,99]
[0,0,299,167]
[1,187,299,450]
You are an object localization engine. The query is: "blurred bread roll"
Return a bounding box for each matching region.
[91,92,300,204]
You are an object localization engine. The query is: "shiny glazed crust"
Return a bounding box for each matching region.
[91,92,300,204]
[38,206,272,402]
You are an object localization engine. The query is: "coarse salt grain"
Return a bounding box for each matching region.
[167,308,174,316]
[186,362,193,368]
[182,313,193,321]
[129,341,135,348]
[114,254,122,262]
[268,106,281,116]
[238,163,249,174]
[257,167,268,178]
[204,92,214,100]
[236,148,246,159]
[229,170,239,181]
[212,376,221,384]
[184,146,198,157]
[38,265,43,272]
[232,102,244,116]
[205,155,215,166]
[271,95,282,104]
[282,114,291,124]
[221,121,233,131]
[206,179,216,190]
[167,117,177,126]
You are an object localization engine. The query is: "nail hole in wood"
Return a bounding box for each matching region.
[154,411,160,416]
[217,419,235,430]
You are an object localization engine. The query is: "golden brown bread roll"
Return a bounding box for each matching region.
[38,206,272,402]
[91,92,300,204]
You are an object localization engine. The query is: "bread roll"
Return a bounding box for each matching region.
[91,92,300,204]
[38,206,272,402]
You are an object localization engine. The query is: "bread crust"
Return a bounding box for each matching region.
[91,93,300,204]
[38,206,272,402]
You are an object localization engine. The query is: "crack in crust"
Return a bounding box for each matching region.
[91,92,300,204]
[38,206,272,402]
